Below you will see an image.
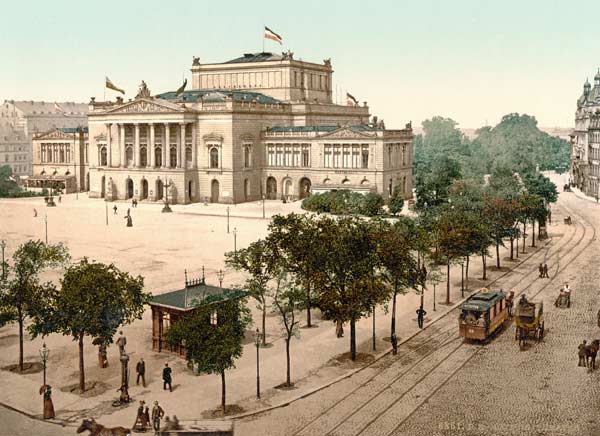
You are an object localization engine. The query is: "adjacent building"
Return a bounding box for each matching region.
[0,130,30,177]
[571,70,600,198]
[87,51,413,204]
[28,127,89,193]
[0,100,87,178]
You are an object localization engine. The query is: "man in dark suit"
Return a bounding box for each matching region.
[162,363,172,392]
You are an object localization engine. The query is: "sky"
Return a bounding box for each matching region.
[2,0,599,129]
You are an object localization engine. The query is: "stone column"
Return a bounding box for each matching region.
[106,124,112,167]
[191,123,197,168]
[134,124,140,168]
[149,123,155,168]
[178,123,185,168]
[164,123,170,168]
[120,124,126,167]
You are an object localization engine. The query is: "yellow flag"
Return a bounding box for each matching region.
[105,77,125,94]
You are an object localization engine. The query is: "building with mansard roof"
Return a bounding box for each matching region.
[571,70,600,198]
[87,52,413,204]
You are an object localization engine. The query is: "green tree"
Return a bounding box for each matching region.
[272,272,304,387]
[482,195,520,269]
[0,240,70,371]
[388,186,405,216]
[165,295,251,414]
[312,217,388,361]
[225,239,277,346]
[268,214,320,327]
[30,259,148,392]
[361,192,384,216]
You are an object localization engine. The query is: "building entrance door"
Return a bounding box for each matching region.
[211,180,219,203]
[266,177,277,200]
[141,179,148,200]
[126,179,134,199]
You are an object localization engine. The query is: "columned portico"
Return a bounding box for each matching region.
[191,123,197,168]
[164,123,170,168]
[106,123,112,167]
[179,123,186,168]
[149,123,156,168]
[119,123,126,167]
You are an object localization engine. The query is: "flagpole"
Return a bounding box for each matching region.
[262,25,265,53]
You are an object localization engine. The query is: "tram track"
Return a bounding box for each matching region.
[289,202,595,436]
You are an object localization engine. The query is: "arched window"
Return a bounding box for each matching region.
[169,147,177,168]
[244,145,251,168]
[99,146,107,166]
[139,146,147,167]
[210,147,219,169]
[185,146,192,168]
[155,147,162,168]
[125,146,134,167]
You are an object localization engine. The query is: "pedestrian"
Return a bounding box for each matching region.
[335,319,344,338]
[133,400,148,431]
[113,205,118,215]
[548,209,552,225]
[39,384,55,419]
[33,208,37,217]
[578,340,587,367]
[538,263,544,278]
[416,306,427,329]
[136,358,146,387]
[543,263,549,278]
[162,363,172,391]
[131,199,135,208]
[152,401,165,431]
[127,208,130,217]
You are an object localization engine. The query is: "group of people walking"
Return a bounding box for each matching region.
[538,263,550,278]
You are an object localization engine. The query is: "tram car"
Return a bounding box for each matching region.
[459,288,508,341]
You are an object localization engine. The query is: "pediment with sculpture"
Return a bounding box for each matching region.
[105,98,185,115]
[317,126,376,139]
[35,128,80,140]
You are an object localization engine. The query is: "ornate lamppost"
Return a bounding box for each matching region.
[254,328,261,399]
[162,177,172,213]
[217,269,224,288]
[233,227,238,255]
[39,342,54,419]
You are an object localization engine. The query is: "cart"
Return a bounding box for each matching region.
[514,299,544,348]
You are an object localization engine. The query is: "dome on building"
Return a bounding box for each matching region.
[595,69,600,82]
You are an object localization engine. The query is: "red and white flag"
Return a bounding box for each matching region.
[264,26,283,45]
[54,102,63,113]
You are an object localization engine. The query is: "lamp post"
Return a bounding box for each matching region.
[39,343,49,387]
[233,227,238,254]
[254,328,261,399]
[1,239,6,281]
[217,269,224,288]
[162,177,172,213]
[227,207,230,234]
[262,195,265,219]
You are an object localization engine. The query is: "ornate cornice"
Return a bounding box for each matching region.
[203,133,224,143]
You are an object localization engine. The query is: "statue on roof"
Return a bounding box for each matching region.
[192,56,200,66]
[323,58,332,67]
[282,50,294,60]
[136,81,151,99]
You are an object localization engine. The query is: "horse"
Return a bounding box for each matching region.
[584,340,600,371]
[76,418,131,436]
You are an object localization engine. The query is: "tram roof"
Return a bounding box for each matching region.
[459,290,505,312]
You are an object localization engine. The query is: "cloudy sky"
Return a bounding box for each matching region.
[2,0,599,129]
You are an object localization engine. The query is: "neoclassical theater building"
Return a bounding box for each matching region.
[87,52,413,204]
[571,70,600,198]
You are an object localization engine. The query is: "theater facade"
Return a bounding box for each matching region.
[87,52,413,204]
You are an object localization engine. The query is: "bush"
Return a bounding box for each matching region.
[388,186,405,215]
[301,190,384,217]
[361,192,384,216]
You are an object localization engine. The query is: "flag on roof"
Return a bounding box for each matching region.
[264,26,283,45]
[176,78,188,96]
[346,92,358,106]
[105,77,125,94]
[53,102,63,113]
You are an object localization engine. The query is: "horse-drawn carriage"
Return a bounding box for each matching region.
[564,216,572,225]
[459,288,508,341]
[514,296,544,348]
[555,286,571,308]
[563,183,571,192]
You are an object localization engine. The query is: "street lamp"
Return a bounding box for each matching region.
[39,342,49,386]
[262,195,266,219]
[217,269,224,288]
[254,328,261,399]
[162,177,172,213]
[1,239,6,281]
[233,227,238,254]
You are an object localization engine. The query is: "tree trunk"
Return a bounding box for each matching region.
[446,262,451,304]
[481,252,487,280]
[391,290,397,339]
[350,318,356,361]
[522,223,526,253]
[516,234,519,258]
[531,221,536,247]
[262,301,267,347]
[305,277,312,328]
[285,338,291,387]
[221,369,226,415]
[79,333,85,392]
[18,310,24,371]
[465,255,470,291]
[496,242,500,268]
[510,237,514,261]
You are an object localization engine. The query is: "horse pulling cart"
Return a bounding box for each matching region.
[514,296,544,348]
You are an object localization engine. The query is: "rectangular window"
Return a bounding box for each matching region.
[324,144,331,168]
[333,146,340,168]
[302,146,309,167]
[361,146,369,169]
[343,144,350,168]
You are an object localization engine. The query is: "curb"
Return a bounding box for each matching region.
[231,235,555,420]
[0,402,72,428]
